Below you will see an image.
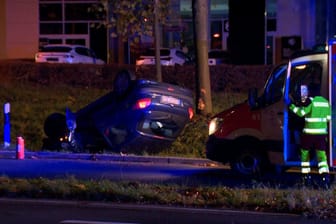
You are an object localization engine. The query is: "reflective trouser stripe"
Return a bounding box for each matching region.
[301,167,311,173]
[300,149,329,174]
[317,150,329,174]
[301,162,310,167]
[318,161,328,167]
[319,167,329,174]
[301,149,311,174]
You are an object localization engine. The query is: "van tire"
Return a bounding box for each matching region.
[230,149,265,176]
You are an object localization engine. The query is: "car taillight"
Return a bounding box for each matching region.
[188,107,194,120]
[133,98,152,109]
[167,87,174,92]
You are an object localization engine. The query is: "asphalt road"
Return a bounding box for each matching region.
[0,149,334,224]
[0,198,334,224]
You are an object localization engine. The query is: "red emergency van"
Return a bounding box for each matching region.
[206,41,336,176]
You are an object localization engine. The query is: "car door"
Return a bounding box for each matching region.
[260,64,287,141]
[174,50,187,65]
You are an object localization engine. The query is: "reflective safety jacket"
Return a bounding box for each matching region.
[289,96,331,135]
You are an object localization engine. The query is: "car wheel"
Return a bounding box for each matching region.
[230,148,266,176]
[41,137,62,151]
[44,113,67,140]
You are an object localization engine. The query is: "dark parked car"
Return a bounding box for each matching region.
[42,70,194,154]
[208,50,232,65]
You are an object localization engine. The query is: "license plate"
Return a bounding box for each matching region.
[47,58,58,61]
[160,95,180,105]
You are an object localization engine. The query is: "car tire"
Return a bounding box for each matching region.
[44,113,67,139]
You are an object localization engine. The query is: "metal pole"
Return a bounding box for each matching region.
[154,0,162,82]
[3,102,10,148]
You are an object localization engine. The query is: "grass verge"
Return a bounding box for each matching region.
[0,176,335,221]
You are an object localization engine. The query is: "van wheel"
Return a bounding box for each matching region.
[230,149,265,176]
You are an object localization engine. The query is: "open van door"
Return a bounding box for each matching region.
[283,52,328,167]
[328,39,336,169]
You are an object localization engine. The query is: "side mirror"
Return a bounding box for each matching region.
[248,88,258,108]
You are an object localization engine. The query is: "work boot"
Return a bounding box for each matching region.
[302,174,312,187]
[319,173,330,189]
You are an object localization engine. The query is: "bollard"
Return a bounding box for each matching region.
[3,102,10,148]
[16,136,25,160]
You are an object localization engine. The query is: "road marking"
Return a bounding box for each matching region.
[60,220,138,224]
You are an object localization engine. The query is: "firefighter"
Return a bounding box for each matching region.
[288,85,309,155]
[287,84,331,187]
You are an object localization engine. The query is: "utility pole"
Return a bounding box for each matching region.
[193,0,212,114]
[154,0,162,82]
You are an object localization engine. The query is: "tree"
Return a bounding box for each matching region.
[92,0,170,76]
[192,0,212,115]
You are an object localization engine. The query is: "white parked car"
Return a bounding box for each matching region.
[136,48,188,66]
[35,44,105,64]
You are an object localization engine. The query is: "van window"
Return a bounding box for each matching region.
[264,64,287,104]
[289,63,322,101]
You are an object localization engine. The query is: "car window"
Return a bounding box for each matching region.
[142,49,170,57]
[75,47,90,57]
[160,49,170,56]
[175,50,186,59]
[89,50,96,58]
[41,46,72,53]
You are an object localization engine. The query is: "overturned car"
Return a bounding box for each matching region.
[42,70,194,154]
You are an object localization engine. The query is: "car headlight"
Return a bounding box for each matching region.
[208,117,223,135]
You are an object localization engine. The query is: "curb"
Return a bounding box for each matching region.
[0,149,221,167]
